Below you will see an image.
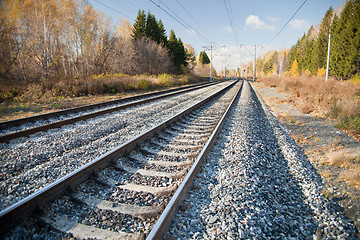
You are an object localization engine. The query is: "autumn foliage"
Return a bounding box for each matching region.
[243,1,360,81]
[0,0,198,102]
[261,75,360,136]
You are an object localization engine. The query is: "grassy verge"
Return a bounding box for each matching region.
[1,73,204,102]
[260,75,360,139]
[0,74,215,122]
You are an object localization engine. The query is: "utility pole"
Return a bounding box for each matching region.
[253,45,256,82]
[210,42,213,82]
[252,45,263,82]
[203,43,225,82]
[326,30,331,82]
[239,46,242,78]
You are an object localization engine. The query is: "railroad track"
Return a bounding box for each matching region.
[1,80,243,239]
[0,81,219,143]
[0,81,234,214]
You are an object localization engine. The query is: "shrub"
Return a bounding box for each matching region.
[179,75,189,85]
[0,89,19,102]
[260,75,360,136]
[335,116,360,133]
[158,73,173,87]
[260,76,280,87]
[350,74,360,84]
[139,79,150,90]
[180,64,188,75]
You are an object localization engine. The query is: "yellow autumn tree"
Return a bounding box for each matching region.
[117,19,132,39]
[317,67,326,77]
[271,63,278,75]
[289,59,299,77]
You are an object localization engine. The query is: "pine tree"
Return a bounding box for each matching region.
[157,19,168,47]
[296,34,307,73]
[131,10,146,40]
[329,13,343,78]
[199,51,210,64]
[177,38,187,67]
[145,12,161,43]
[312,7,333,72]
[343,0,360,78]
[286,44,299,72]
[351,0,360,77]
[168,30,187,69]
[264,52,276,75]
[168,30,178,65]
[330,1,360,79]
[303,28,315,74]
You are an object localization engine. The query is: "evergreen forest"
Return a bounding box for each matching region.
[249,0,360,80]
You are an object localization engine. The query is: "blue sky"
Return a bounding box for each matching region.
[89,0,344,72]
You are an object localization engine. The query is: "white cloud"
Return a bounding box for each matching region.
[289,19,311,30]
[245,15,275,30]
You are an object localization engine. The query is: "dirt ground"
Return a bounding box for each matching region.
[253,81,360,233]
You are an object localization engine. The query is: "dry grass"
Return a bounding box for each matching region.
[339,170,360,187]
[0,74,210,122]
[0,93,129,122]
[261,77,281,88]
[325,150,360,187]
[326,150,352,167]
[0,73,204,104]
[259,75,360,137]
[320,169,334,179]
[290,133,311,146]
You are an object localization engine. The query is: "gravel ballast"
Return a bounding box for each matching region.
[0,82,233,211]
[166,81,358,239]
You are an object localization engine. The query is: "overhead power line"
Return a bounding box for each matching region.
[148,0,211,44]
[222,0,253,57]
[123,0,140,11]
[266,0,308,47]
[227,0,240,45]
[223,0,241,50]
[109,0,137,15]
[175,0,212,40]
[93,0,134,21]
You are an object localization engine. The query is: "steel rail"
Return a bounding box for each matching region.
[0,81,217,130]
[0,80,238,234]
[146,80,243,239]
[0,82,220,143]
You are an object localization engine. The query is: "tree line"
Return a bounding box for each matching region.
[245,0,359,80]
[131,10,188,70]
[0,0,193,90]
